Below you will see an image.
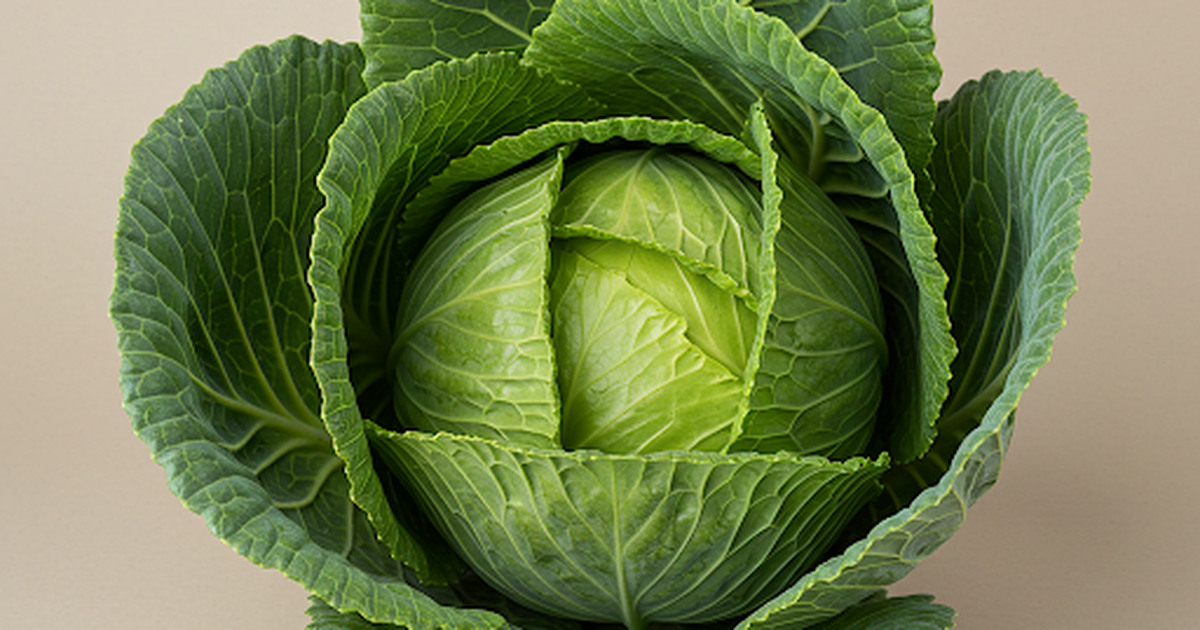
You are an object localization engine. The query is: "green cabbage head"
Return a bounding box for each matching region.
[110,1,1090,628]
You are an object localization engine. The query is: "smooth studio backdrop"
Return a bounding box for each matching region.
[1,1,1193,627]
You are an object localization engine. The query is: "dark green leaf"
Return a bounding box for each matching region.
[863,69,1091,518]
[360,0,555,87]
[735,69,1087,630]
[112,35,507,628]
[751,0,940,192]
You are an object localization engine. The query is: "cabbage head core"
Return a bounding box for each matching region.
[390,146,887,459]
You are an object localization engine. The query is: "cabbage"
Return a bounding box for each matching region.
[111,1,1089,627]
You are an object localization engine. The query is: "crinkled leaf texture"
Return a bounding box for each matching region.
[749,0,940,195]
[731,69,1088,629]
[111,36,510,627]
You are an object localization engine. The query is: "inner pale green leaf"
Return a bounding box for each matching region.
[550,242,743,454]
[566,238,757,377]
[552,147,764,306]
[389,151,565,449]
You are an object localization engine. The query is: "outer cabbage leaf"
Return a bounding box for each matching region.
[731,69,1088,629]
[110,36,506,627]
[360,0,555,87]
[858,69,1091,519]
[389,150,566,450]
[750,0,940,191]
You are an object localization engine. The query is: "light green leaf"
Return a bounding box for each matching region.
[553,147,766,310]
[309,596,396,630]
[112,35,507,627]
[734,69,1087,629]
[369,427,887,628]
[391,151,565,448]
[932,69,1088,446]
[360,0,555,87]
[524,0,953,462]
[551,241,745,453]
[557,237,757,380]
[734,121,887,459]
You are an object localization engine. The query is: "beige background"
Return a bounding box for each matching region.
[1,1,1193,627]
